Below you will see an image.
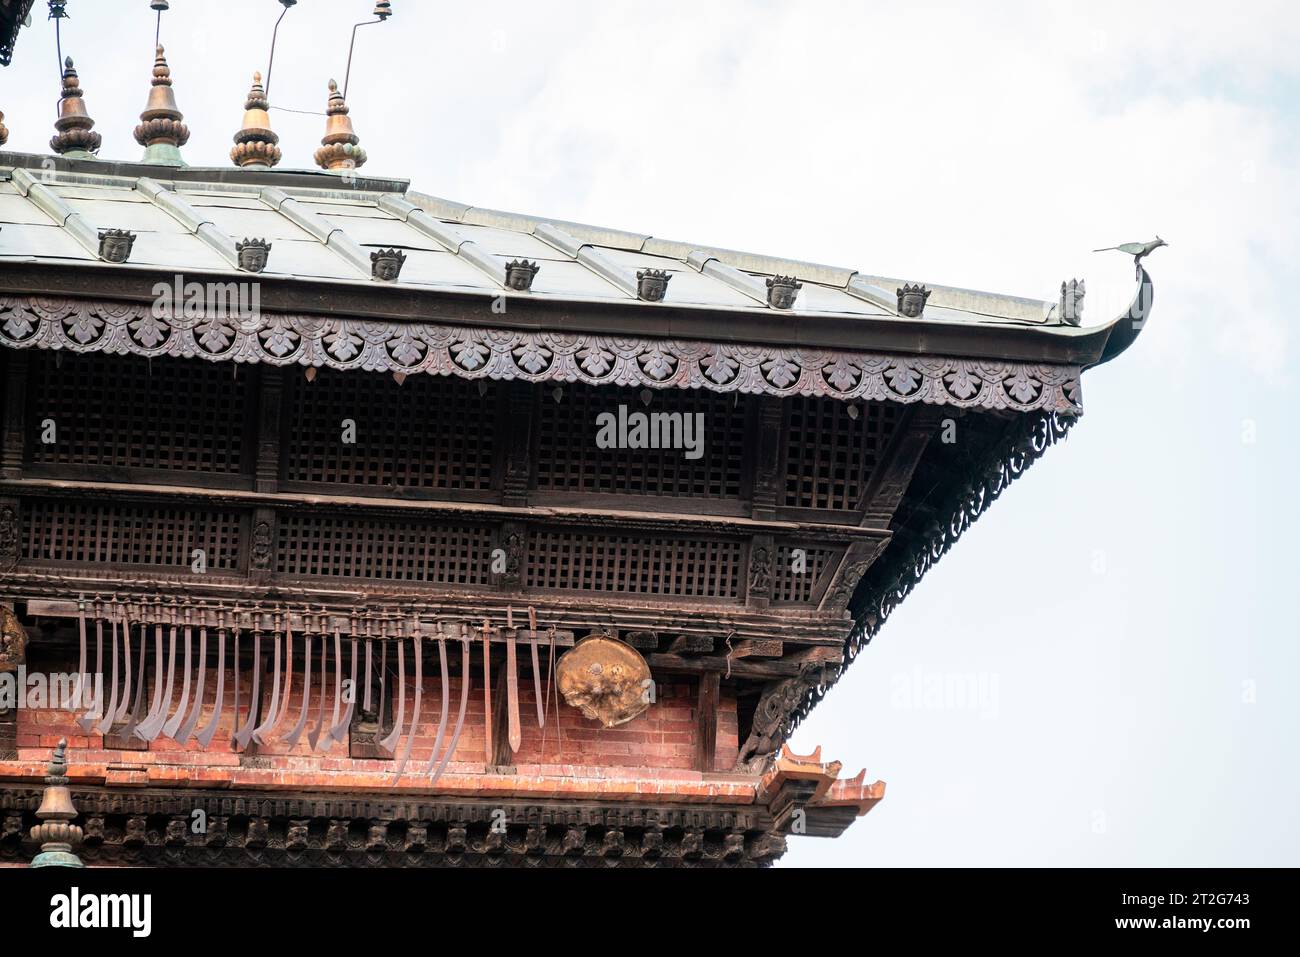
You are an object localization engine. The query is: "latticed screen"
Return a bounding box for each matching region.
[274,514,494,584]
[25,352,248,474]
[20,500,243,570]
[783,398,900,510]
[534,385,747,499]
[526,530,743,598]
[772,544,838,604]
[284,369,497,490]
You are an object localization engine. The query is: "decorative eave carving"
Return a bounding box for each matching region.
[789,410,1077,732]
[0,295,1085,414]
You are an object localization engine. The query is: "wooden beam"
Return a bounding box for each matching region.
[696,672,719,772]
[648,653,809,680]
[666,634,713,655]
[730,638,783,659]
[0,476,890,540]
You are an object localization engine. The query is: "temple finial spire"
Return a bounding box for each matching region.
[231,71,282,169]
[50,57,102,158]
[313,79,367,172]
[30,739,84,868]
[134,44,190,166]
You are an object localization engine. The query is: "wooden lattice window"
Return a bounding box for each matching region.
[771,544,839,604]
[534,385,747,499]
[25,352,248,475]
[284,369,497,490]
[526,530,743,598]
[783,398,900,510]
[274,514,493,585]
[20,500,243,570]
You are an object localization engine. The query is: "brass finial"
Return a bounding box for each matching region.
[313,79,367,172]
[50,57,102,158]
[30,739,84,868]
[134,45,190,165]
[0,110,8,148]
[231,71,282,169]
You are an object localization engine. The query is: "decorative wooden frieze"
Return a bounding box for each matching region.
[746,534,775,609]
[254,367,284,493]
[494,521,525,589]
[0,295,1085,414]
[500,382,533,506]
[0,603,27,673]
[0,350,25,480]
[248,507,277,576]
[820,539,891,616]
[0,497,18,571]
[750,397,783,519]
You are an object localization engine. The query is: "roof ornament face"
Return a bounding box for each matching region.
[896,283,931,319]
[0,110,7,148]
[134,45,190,165]
[636,269,672,303]
[370,247,407,282]
[1059,278,1085,327]
[236,238,272,274]
[766,275,802,310]
[314,80,367,172]
[506,259,541,292]
[230,72,282,169]
[50,57,102,157]
[97,228,136,264]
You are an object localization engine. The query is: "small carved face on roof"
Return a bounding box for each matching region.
[505,259,540,292]
[897,283,931,319]
[766,275,802,310]
[371,247,407,282]
[637,269,672,303]
[236,238,272,274]
[98,229,136,264]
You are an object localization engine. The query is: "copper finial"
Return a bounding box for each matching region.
[50,57,102,157]
[0,110,8,148]
[30,739,84,868]
[231,71,282,169]
[134,45,189,165]
[313,80,367,172]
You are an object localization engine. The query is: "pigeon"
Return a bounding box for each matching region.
[1094,236,1168,268]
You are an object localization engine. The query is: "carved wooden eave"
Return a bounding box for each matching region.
[0,744,875,867]
[0,0,33,68]
[0,293,1085,414]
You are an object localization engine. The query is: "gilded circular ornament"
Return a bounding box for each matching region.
[556,635,652,729]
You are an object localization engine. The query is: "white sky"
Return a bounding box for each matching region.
[3,0,1297,866]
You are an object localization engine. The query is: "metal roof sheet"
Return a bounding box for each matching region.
[0,152,1084,336]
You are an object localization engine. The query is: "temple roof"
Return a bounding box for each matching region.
[0,150,1145,376]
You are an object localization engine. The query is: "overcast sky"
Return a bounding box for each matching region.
[3,0,1297,867]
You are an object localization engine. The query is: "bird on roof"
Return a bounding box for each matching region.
[1093,236,1167,268]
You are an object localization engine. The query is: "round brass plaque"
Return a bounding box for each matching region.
[556,635,652,729]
